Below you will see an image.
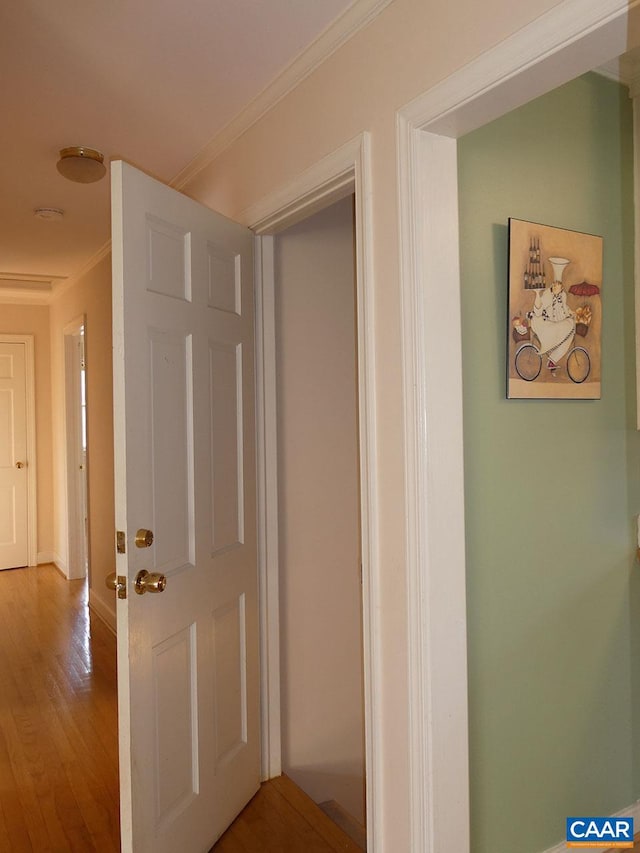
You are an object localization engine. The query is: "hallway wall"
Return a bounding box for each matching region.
[50,255,115,628]
[458,72,639,853]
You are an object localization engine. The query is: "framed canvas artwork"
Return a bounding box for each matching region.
[507,218,603,399]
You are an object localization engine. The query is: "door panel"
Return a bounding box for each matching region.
[148,328,193,574]
[208,245,242,315]
[0,342,28,569]
[152,623,198,821]
[210,341,244,553]
[213,593,248,765]
[111,161,259,853]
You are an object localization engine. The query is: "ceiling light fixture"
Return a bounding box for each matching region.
[34,207,64,220]
[56,146,106,183]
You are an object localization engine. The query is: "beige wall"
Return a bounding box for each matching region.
[182,0,570,843]
[0,257,114,623]
[49,255,115,626]
[0,303,53,559]
[275,196,365,824]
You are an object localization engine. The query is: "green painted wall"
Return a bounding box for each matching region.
[458,72,640,853]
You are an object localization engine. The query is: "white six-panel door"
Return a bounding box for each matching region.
[111,161,260,853]
[0,341,29,570]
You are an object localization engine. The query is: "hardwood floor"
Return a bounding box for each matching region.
[212,774,363,852]
[0,564,120,852]
[0,565,361,853]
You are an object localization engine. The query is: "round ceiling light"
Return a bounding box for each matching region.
[56,146,106,184]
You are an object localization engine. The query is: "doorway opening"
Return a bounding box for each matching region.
[64,317,90,581]
[272,195,366,847]
[397,4,640,850]
[251,132,378,848]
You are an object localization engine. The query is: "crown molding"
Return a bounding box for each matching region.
[0,239,112,306]
[171,0,394,190]
[0,289,52,306]
[0,272,65,305]
[0,271,62,286]
[2,0,392,306]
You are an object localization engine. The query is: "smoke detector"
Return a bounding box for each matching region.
[34,207,64,220]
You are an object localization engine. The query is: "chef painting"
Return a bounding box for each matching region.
[529,256,575,370]
[507,218,603,400]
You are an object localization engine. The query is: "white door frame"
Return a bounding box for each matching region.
[397,0,638,850]
[0,334,37,567]
[63,315,89,580]
[241,133,382,845]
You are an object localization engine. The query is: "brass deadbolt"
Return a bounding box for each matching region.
[135,529,154,548]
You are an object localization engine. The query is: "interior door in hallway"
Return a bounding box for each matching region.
[111,161,260,853]
[0,341,29,570]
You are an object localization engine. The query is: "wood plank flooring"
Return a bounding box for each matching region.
[212,774,363,852]
[0,564,120,852]
[0,564,363,853]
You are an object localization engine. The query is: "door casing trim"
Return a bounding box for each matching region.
[245,133,381,849]
[397,0,637,849]
[62,315,89,581]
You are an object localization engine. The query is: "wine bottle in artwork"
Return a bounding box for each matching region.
[523,237,546,289]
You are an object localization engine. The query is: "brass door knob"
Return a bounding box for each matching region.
[134,569,166,595]
[15,461,24,469]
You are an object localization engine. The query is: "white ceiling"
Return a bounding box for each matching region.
[0,0,358,297]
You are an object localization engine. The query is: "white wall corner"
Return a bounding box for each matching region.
[89,589,117,635]
[37,551,55,565]
[53,552,69,578]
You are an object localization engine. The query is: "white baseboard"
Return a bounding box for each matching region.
[88,589,116,635]
[52,552,69,577]
[36,551,54,565]
[542,799,640,853]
